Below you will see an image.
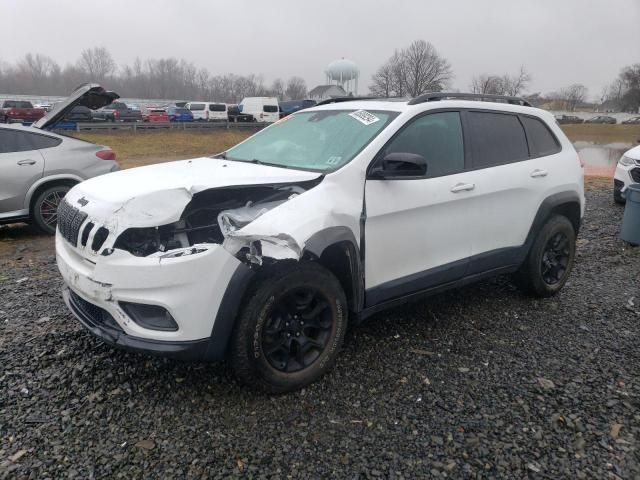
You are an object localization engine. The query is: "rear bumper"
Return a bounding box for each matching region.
[63,286,218,361]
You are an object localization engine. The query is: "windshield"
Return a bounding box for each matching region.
[224,109,398,171]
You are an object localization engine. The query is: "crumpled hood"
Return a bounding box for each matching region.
[64,157,322,229]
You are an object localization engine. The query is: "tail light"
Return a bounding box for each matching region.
[113,111,120,120]
[96,149,116,161]
[260,113,264,119]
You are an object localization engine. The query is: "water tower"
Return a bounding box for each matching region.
[325,58,359,96]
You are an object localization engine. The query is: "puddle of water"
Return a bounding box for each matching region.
[574,142,631,177]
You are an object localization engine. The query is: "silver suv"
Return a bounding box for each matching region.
[0,84,119,233]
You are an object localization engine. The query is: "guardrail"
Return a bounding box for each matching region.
[51,120,271,133]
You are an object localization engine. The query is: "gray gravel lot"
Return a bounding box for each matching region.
[1,182,639,479]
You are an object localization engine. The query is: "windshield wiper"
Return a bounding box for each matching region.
[248,158,293,169]
[212,152,227,159]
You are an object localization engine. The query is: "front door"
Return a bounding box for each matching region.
[363,111,475,306]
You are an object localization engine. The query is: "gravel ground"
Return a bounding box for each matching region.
[1,181,639,479]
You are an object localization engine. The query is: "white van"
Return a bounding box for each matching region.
[185,102,228,122]
[239,97,279,123]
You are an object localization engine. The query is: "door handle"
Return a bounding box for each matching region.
[530,169,548,178]
[17,159,36,166]
[450,183,475,193]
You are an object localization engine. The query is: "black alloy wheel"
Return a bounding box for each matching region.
[540,232,571,285]
[261,287,333,373]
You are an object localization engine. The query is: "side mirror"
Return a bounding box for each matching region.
[369,152,427,179]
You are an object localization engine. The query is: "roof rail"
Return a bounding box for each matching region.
[408,92,532,107]
[315,96,382,106]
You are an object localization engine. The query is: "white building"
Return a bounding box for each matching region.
[308,85,348,102]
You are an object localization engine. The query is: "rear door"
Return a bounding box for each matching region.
[364,111,473,305]
[0,128,46,214]
[463,110,557,273]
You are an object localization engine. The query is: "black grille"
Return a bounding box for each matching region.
[68,290,123,332]
[631,168,640,183]
[91,227,110,252]
[57,201,88,247]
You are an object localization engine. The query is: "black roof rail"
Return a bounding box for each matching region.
[315,96,382,106]
[408,92,532,107]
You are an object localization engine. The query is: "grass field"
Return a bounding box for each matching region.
[72,124,640,170]
[561,124,640,145]
[73,130,252,169]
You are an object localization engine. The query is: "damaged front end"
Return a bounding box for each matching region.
[111,179,320,265]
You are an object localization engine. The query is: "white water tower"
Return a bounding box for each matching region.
[325,58,359,95]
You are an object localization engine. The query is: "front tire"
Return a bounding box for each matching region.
[230,262,348,393]
[515,215,576,297]
[614,188,625,205]
[32,185,71,234]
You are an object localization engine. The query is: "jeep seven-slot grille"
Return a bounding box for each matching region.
[631,168,640,183]
[57,200,87,246]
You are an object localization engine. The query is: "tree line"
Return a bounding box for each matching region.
[1,43,639,112]
[0,47,307,102]
[369,40,639,113]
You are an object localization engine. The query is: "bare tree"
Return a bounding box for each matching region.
[369,41,451,97]
[470,74,504,94]
[285,76,307,100]
[470,66,531,96]
[369,62,394,97]
[402,40,452,96]
[501,66,531,96]
[270,78,285,99]
[78,46,116,82]
[554,84,588,111]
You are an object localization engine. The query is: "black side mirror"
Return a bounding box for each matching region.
[369,152,427,179]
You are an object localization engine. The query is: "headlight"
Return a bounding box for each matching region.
[619,155,637,167]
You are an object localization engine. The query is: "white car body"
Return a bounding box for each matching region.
[185,102,228,121]
[239,97,279,123]
[613,144,640,202]
[56,97,584,364]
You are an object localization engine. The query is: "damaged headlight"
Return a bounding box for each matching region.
[619,155,638,167]
[218,199,293,236]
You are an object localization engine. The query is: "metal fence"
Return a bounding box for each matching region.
[51,120,270,133]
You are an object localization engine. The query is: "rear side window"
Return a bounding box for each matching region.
[189,103,205,111]
[0,129,59,153]
[29,133,62,150]
[521,116,560,157]
[263,105,278,113]
[467,111,528,168]
[3,101,33,108]
[209,104,226,112]
[383,111,465,178]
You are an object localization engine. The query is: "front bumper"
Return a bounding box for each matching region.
[56,232,251,360]
[63,286,217,360]
[614,163,640,195]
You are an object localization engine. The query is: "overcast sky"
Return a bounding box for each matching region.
[2,0,639,99]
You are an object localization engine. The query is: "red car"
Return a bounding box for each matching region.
[1,100,46,123]
[142,107,169,123]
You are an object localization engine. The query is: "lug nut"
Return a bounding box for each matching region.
[296,332,300,337]
[287,333,291,337]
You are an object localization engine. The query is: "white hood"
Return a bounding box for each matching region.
[65,157,321,230]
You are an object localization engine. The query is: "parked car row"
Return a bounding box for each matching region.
[554,114,637,125]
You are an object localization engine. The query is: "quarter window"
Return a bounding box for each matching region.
[383,111,465,178]
[467,111,529,168]
[521,116,560,157]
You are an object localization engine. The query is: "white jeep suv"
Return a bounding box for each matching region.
[55,93,585,392]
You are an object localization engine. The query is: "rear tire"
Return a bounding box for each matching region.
[230,262,348,393]
[515,215,576,297]
[31,185,71,234]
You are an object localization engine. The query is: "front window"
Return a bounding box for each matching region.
[224,109,398,172]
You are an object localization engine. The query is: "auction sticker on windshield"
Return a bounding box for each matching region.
[349,110,380,126]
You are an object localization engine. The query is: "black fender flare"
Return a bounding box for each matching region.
[303,226,365,314]
[523,191,582,254]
